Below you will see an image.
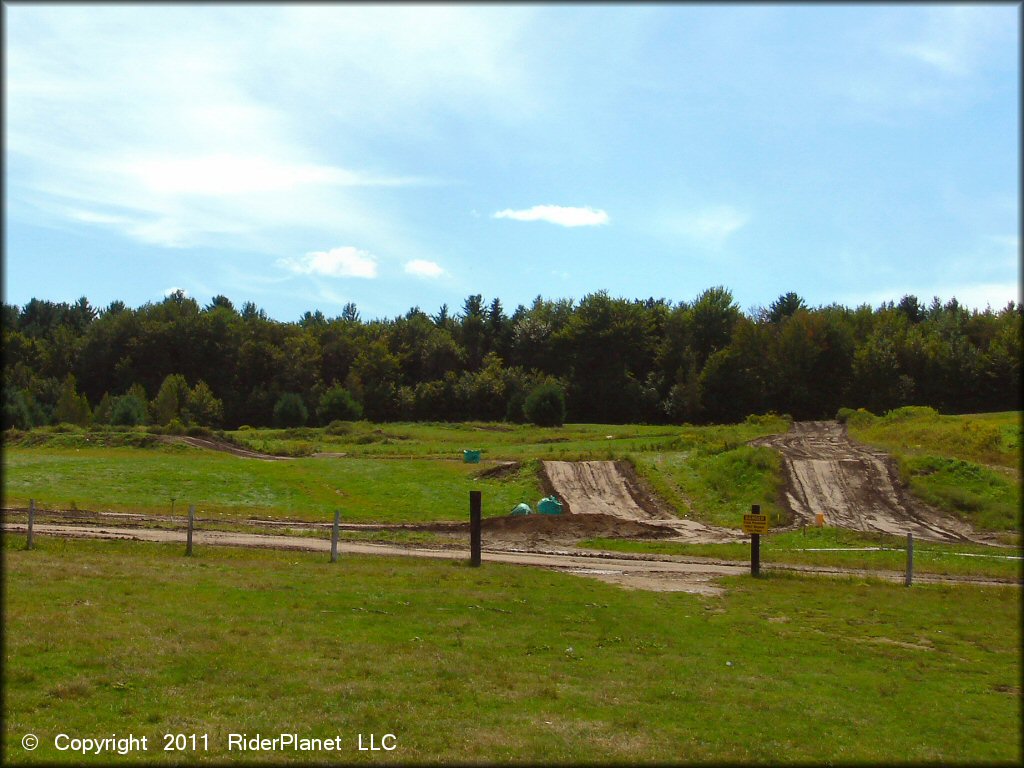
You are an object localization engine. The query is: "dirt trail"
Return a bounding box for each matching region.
[541,460,741,543]
[752,421,996,544]
[160,435,289,460]
[5,521,1016,594]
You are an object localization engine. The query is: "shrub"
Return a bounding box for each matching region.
[238,425,253,431]
[523,383,566,427]
[317,383,363,424]
[3,387,33,430]
[110,394,148,426]
[165,418,187,436]
[186,425,213,438]
[273,393,308,428]
[325,420,353,436]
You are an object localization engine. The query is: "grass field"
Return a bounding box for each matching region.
[3,536,1020,764]
[2,447,541,523]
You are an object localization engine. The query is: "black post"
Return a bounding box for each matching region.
[905,532,913,587]
[751,503,761,577]
[470,491,482,567]
[186,504,195,557]
[331,510,340,563]
[27,498,35,550]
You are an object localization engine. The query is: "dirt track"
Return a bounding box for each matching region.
[752,421,996,544]
[5,520,1016,594]
[541,460,741,543]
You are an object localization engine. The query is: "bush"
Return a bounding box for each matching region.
[165,418,187,436]
[186,425,213,438]
[110,394,148,426]
[2,387,33,430]
[238,425,253,431]
[523,383,566,427]
[273,393,308,428]
[882,405,939,422]
[325,420,353,436]
[318,383,363,424]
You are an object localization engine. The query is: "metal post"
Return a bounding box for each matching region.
[331,510,340,563]
[470,491,482,567]
[27,499,35,550]
[186,504,195,557]
[905,532,913,587]
[751,533,760,577]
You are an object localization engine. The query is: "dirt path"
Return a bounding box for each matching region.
[751,421,998,544]
[6,521,1016,594]
[541,460,741,543]
[160,435,290,460]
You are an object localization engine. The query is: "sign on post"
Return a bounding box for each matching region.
[742,510,769,535]
[744,504,768,578]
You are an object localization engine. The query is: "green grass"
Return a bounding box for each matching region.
[632,443,784,529]
[846,408,1022,534]
[580,526,1023,581]
[2,448,541,523]
[4,536,1020,764]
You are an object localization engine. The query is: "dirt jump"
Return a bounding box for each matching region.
[540,460,741,543]
[751,421,995,544]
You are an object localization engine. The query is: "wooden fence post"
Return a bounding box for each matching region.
[186,504,195,557]
[331,510,340,563]
[470,491,482,567]
[26,498,35,550]
[905,532,913,587]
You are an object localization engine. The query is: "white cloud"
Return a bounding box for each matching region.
[894,6,1012,76]
[404,259,444,279]
[4,5,493,257]
[163,286,188,297]
[278,247,378,279]
[668,205,748,248]
[493,205,609,227]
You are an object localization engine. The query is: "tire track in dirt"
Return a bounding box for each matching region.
[751,421,996,544]
[541,460,742,543]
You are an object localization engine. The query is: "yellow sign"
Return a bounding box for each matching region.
[742,513,769,535]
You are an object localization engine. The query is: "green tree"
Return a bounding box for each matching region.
[273,392,308,427]
[317,382,363,423]
[524,382,566,427]
[186,380,224,427]
[151,374,190,426]
[53,374,91,426]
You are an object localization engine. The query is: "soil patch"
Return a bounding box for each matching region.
[159,435,289,461]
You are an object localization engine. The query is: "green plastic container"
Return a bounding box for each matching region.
[511,503,532,516]
[537,496,563,515]
[463,450,481,463]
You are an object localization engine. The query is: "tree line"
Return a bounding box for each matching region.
[2,288,1020,430]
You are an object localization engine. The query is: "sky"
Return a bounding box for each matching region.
[3,3,1020,321]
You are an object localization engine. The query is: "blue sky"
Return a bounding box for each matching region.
[4,4,1019,321]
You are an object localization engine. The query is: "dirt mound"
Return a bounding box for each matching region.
[476,461,522,480]
[482,512,674,540]
[752,420,995,544]
[540,460,742,543]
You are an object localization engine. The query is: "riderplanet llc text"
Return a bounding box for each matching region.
[28,731,398,756]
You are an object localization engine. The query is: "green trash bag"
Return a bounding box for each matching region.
[463,450,481,463]
[511,503,531,516]
[537,496,563,515]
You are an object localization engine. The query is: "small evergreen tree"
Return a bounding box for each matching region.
[151,374,190,425]
[53,374,91,426]
[2,386,33,430]
[273,392,308,427]
[110,394,148,426]
[317,382,363,424]
[523,383,566,427]
[185,380,224,427]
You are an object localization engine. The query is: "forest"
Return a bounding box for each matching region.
[2,287,1020,430]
